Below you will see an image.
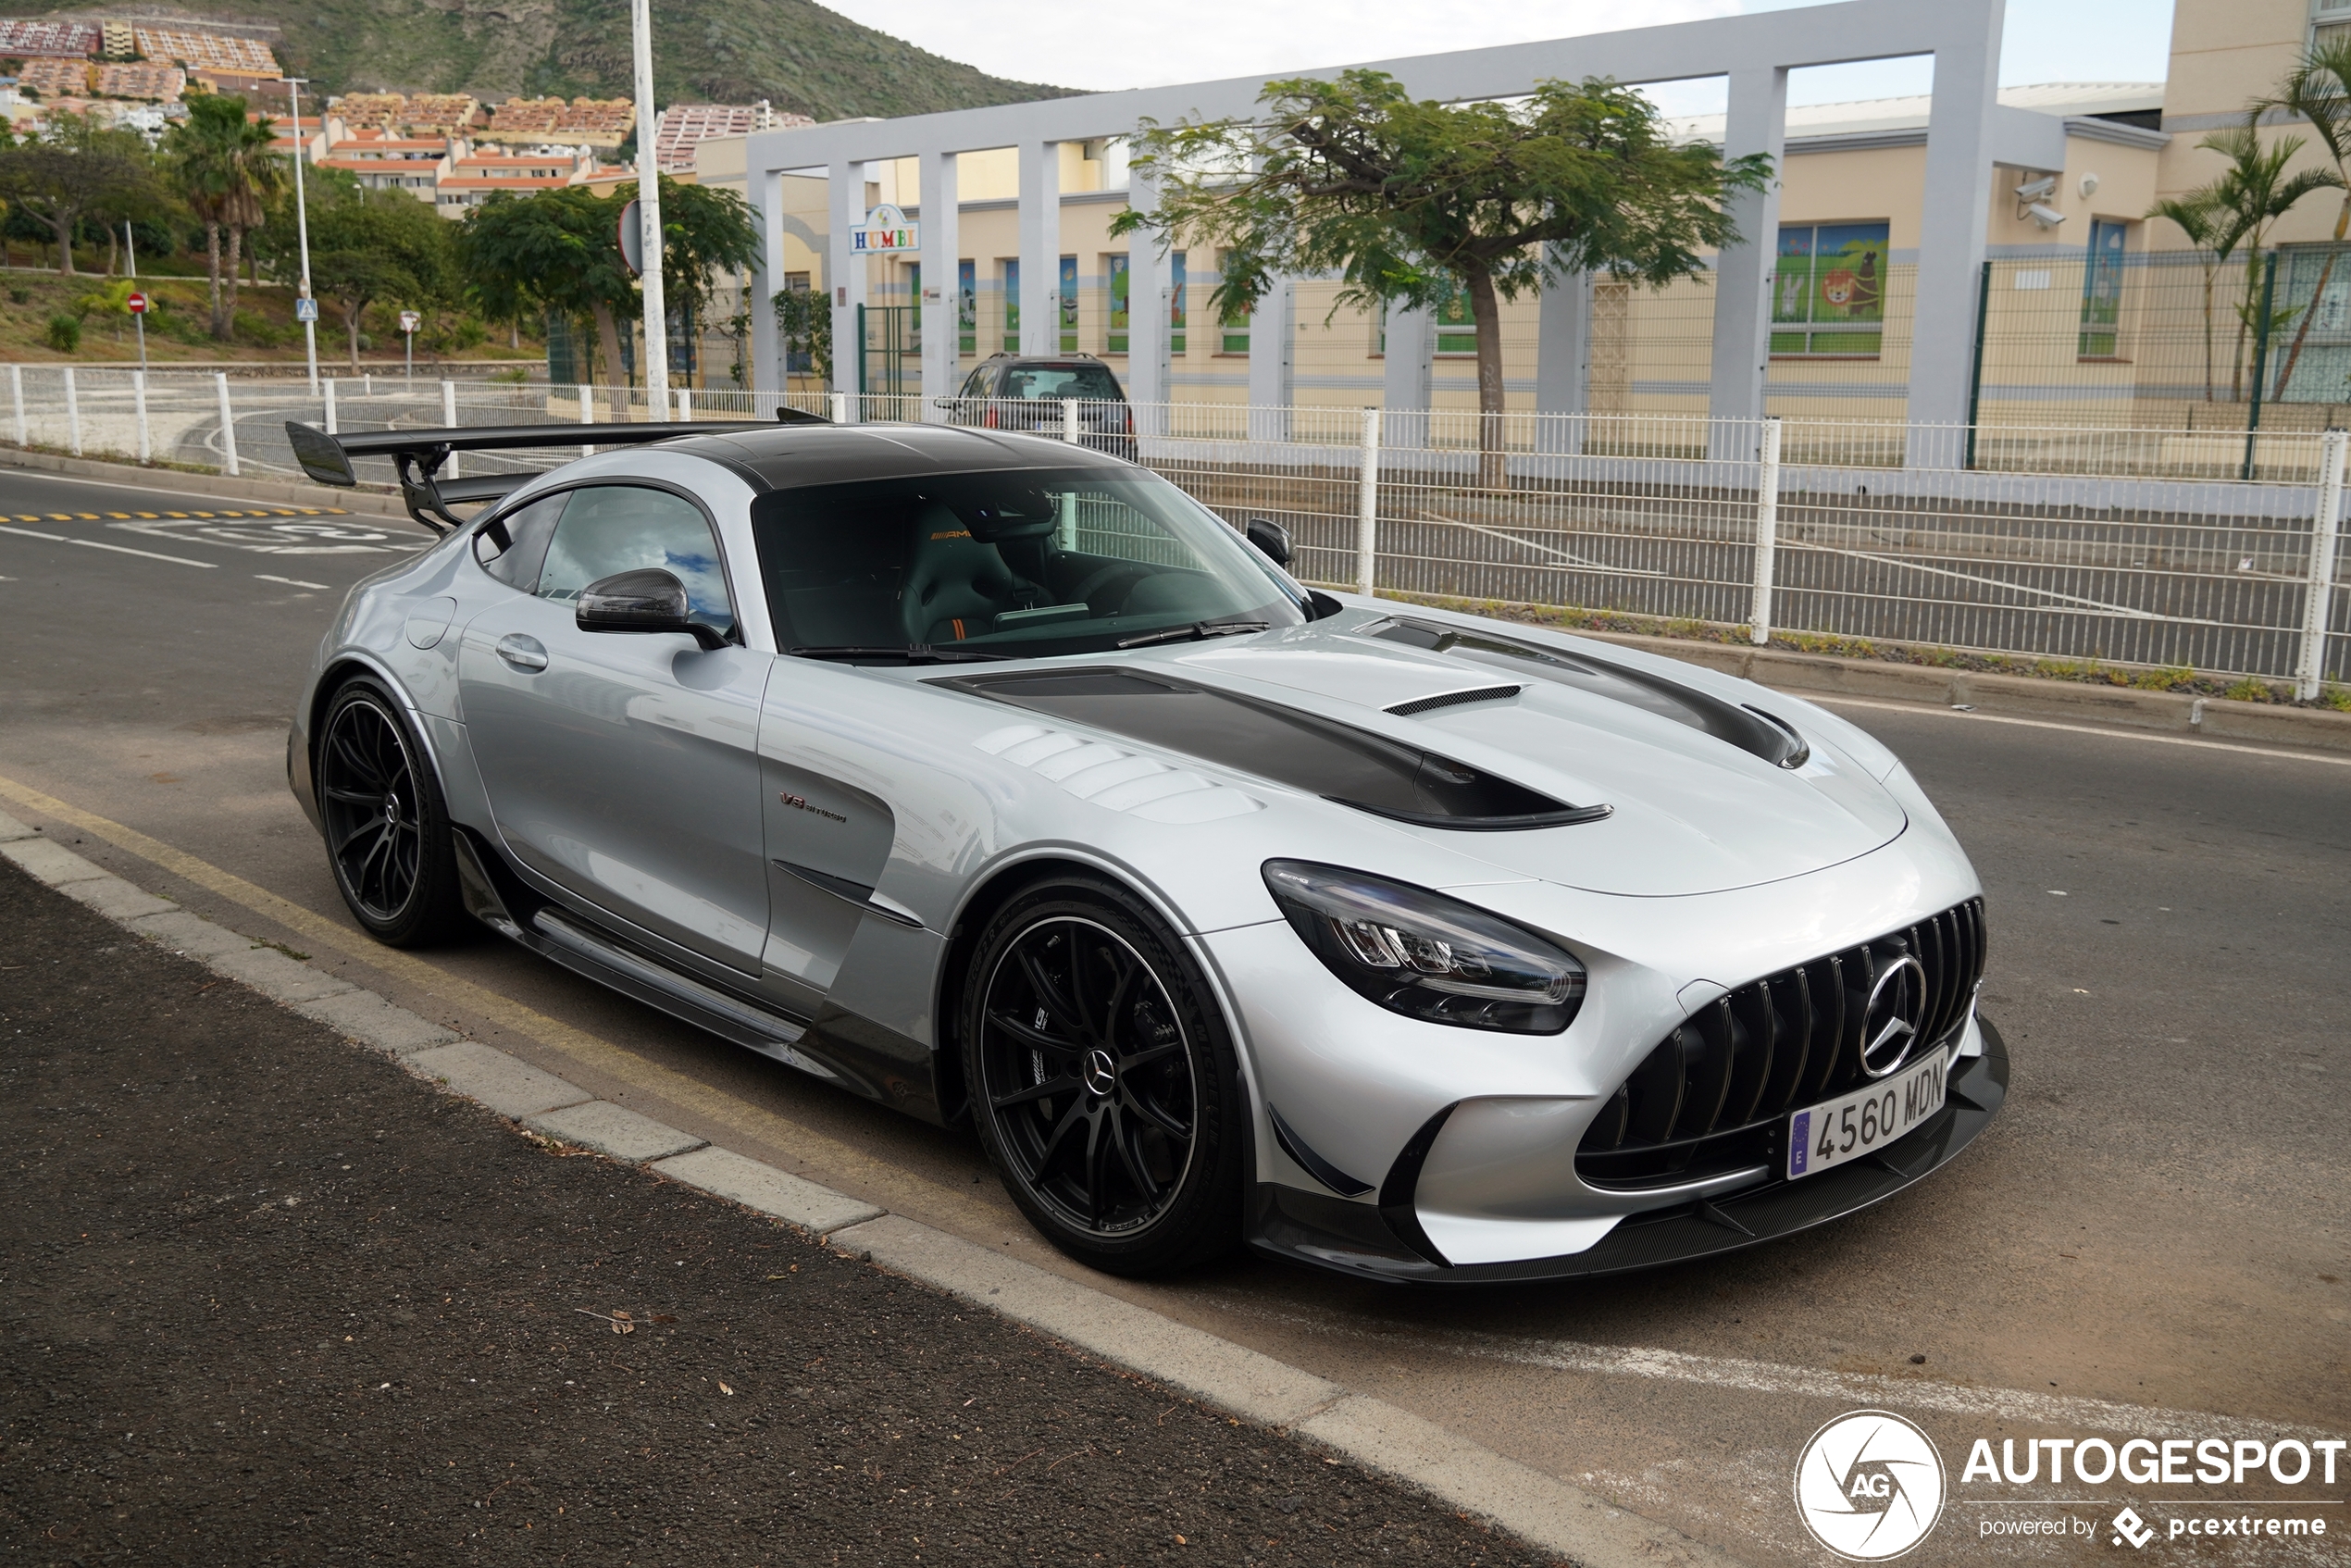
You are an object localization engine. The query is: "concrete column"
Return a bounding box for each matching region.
[1382,304,1433,449]
[919,147,961,417]
[1535,256,1590,454]
[1124,165,1170,434]
[1707,64,1788,441]
[1018,141,1061,356]
[1909,0,2005,464]
[828,159,868,402]
[748,167,785,398]
[1246,276,1294,440]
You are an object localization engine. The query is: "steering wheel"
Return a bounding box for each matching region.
[1070,562,1145,613]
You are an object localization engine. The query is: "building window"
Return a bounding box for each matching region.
[1058,255,1078,353]
[783,272,813,375]
[1001,257,1019,352]
[1106,254,1128,355]
[1434,281,1476,355]
[958,259,976,355]
[1217,251,1248,355]
[1771,221,1888,357]
[1170,251,1187,355]
[2079,218,2128,359]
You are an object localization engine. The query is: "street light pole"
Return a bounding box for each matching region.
[628,0,667,420]
[285,77,319,394]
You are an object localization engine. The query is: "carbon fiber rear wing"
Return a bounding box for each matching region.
[283,406,826,534]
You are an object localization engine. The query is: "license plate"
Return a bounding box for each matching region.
[1786,1048,1949,1181]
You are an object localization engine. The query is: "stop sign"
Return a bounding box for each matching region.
[126,292,148,315]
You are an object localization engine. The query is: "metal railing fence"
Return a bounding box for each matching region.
[6,367,2345,692]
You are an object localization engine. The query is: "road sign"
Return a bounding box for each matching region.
[618,199,642,277]
[398,310,420,333]
[126,291,147,315]
[294,296,317,323]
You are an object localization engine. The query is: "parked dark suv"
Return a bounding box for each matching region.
[943,354,1137,458]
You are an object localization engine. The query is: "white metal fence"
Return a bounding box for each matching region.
[6,367,2346,694]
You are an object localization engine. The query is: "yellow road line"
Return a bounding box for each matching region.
[0,772,990,1226]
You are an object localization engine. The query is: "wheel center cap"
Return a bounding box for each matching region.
[1082,1048,1117,1098]
[382,792,401,826]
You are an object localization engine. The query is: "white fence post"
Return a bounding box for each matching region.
[324,378,338,435]
[578,384,594,457]
[215,372,238,476]
[829,390,849,425]
[1355,406,1382,597]
[8,364,22,446]
[677,387,691,423]
[2296,426,2347,701]
[1749,416,1784,646]
[441,380,459,477]
[1063,396,1082,445]
[133,371,150,465]
[63,367,81,457]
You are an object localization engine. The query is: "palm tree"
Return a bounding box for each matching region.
[163,94,286,340]
[2260,36,2351,398]
[2197,122,2340,400]
[2146,189,2246,402]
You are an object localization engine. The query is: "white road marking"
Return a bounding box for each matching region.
[1206,1300,2339,1444]
[0,524,217,568]
[255,574,331,591]
[1803,693,2351,768]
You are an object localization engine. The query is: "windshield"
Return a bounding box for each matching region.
[750,466,1308,660]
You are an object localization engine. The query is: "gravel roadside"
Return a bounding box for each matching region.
[0,858,1551,1566]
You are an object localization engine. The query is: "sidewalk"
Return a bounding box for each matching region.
[0,858,1554,1566]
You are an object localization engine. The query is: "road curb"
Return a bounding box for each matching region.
[0,444,411,521]
[1569,627,2351,753]
[0,802,1738,1568]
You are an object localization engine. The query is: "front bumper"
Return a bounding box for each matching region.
[1247,1017,2009,1285]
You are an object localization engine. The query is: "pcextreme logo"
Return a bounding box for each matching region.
[1795,1410,1948,1561]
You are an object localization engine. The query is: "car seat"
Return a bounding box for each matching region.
[902,506,1026,644]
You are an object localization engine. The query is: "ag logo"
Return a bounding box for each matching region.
[1794,1410,1946,1560]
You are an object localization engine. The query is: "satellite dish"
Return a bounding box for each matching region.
[618,198,642,277]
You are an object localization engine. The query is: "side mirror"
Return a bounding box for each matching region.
[1244,516,1293,568]
[577,568,728,650]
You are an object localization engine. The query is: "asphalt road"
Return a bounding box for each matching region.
[2,463,2346,1566]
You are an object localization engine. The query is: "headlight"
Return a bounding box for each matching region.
[1262,860,1585,1034]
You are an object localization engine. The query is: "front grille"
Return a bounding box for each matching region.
[1576,898,1987,1190]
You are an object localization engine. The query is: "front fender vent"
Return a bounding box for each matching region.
[1577,898,1988,1192]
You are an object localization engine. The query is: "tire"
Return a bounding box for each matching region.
[315,677,469,948]
[961,874,1246,1276]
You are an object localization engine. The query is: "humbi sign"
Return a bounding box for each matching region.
[852,203,919,254]
[1795,1411,1947,1561]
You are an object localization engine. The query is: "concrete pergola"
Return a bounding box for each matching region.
[742,0,2059,445]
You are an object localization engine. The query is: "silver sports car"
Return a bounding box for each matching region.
[283,416,2002,1283]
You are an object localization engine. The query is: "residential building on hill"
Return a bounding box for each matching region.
[0,19,97,56]
[653,102,809,174]
[481,95,634,149]
[317,129,451,197]
[133,25,278,76]
[434,147,597,215]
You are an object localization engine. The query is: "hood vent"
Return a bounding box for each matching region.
[1365,617,1810,770]
[1385,684,1521,718]
[939,667,1610,832]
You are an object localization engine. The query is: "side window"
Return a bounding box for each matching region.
[958,367,989,399]
[473,491,567,591]
[535,486,735,633]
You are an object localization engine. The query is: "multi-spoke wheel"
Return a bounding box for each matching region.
[316,678,466,947]
[964,877,1246,1276]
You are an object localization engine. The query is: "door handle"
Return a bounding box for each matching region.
[495,633,548,672]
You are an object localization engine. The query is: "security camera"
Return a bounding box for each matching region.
[2013,175,2059,202]
[2027,202,2066,229]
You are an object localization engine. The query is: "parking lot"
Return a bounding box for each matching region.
[3,461,2346,1565]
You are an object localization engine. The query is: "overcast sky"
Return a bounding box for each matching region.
[814,0,2175,110]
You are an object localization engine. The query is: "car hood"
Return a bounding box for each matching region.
[1160,628,1909,897]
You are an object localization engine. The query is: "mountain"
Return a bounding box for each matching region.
[24,0,1078,120]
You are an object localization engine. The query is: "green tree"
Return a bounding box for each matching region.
[771,283,830,383]
[653,175,761,349]
[458,185,639,394]
[2196,121,2339,401]
[163,93,289,339]
[304,172,454,369]
[2259,36,2351,398]
[0,109,155,276]
[1115,70,1771,486]
[2146,189,2247,404]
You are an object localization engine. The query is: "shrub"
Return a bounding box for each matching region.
[2320,685,2351,712]
[44,312,80,352]
[2223,677,2276,703]
[7,287,30,305]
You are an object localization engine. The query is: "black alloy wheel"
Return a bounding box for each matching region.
[316,679,467,947]
[964,877,1245,1276]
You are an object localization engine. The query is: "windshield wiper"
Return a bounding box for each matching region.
[789,644,1013,664]
[1115,620,1272,650]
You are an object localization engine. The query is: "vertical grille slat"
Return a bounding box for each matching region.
[1578,898,1990,1190]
